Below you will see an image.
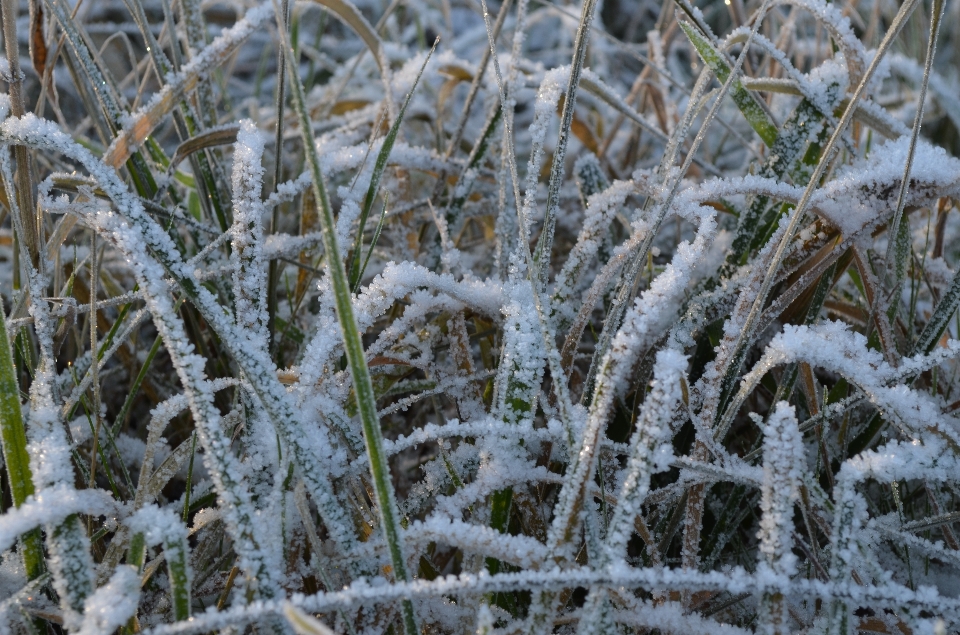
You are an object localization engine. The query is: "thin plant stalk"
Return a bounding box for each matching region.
[274,4,419,633]
[268,0,289,352]
[87,231,103,490]
[881,0,945,312]
[532,0,598,286]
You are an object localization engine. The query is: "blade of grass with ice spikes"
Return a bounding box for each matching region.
[126,505,193,622]
[576,350,688,635]
[276,3,421,634]
[346,47,435,292]
[531,0,599,289]
[22,271,95,629]
[0,135,94,628]
[712,0,923,429]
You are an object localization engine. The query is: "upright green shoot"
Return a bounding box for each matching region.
[275,4,426,633]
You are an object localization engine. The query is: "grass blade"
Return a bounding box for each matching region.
[883,0,946,282]
[347,47,435,290]
[276,5,420,633]
[679,20,778,147]
[532,0,600,285]
[353,196,389,293]
[0,289,44,582]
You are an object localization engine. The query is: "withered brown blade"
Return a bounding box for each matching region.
[169,125,241,172]
[29,0,47,77]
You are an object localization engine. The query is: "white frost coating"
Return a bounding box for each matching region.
[0,112,285,599]
[0,111,102,628]
[495,274,546,426]
[0,486,118,553]
[551,179,635,327]
[603,349,686,561]
[606,206,717,397]
[742,321,960,442]
[818,137,960,235]
[127,505,189,552]
[842,434,960,486]
[297,260,502,390]
[545,181,718,564]
[1,0,958,628]
[135,563,960,635]
[139,378,240,494]
[406,516,549,568]
[127,504,193,613]
[77,566,140,635]
[803,53,850,116]
[230,119,269,344]
[757,402,802,577]
[775,0,868,84]
[577,349,686,633]
[614,595,752,635]
[518,65,570,238]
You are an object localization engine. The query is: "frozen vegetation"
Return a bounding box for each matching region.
[2,0,960,632]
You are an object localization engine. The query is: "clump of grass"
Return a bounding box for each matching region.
[2,0,960,632]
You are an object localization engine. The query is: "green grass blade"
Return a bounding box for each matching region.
[679,21,779,147]
[352,196,389,293]
[914,265,960,354]
[0,294,44,581]
[347,46,435,291]
[111,330,165,436]
[729,98,826,266]
[277,7,419,634]
[128,506,193,621]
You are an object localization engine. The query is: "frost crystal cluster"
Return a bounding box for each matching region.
[2,0,960,633]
